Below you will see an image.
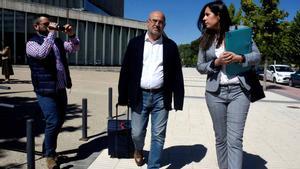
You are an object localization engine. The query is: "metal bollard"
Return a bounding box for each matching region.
[79,98,88,141]
[26,119,35,169]
[108,87,113,119]
[0,85,11,90]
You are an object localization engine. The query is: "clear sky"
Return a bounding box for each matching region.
[124,0,300,45]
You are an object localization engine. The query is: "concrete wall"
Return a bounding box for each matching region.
[0,0,145,29]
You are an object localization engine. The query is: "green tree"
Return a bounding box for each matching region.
[241,0,288,63]
[241,0,288,90]
[228,3,243,25]
[178,44,197,67]
[288,11,300,66]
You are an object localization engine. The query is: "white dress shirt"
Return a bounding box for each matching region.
[215,44,240,85]
[140,33,164,89]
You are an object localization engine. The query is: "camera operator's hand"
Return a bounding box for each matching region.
[48,22,58,32]
[63,24,75,37]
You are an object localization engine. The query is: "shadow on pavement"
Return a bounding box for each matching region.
[0,96,42,139]
[0,79,32,84]
[266,84,284,90]
[0,95,83,167]
[143,144,207,169]
[243,151,267,169]
[58,133,108,169]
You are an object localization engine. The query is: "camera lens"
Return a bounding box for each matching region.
[57,25,65,31]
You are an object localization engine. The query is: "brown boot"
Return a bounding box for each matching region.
[133,150,144,166]
[46,157,59,169]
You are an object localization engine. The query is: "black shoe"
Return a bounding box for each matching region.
[134,150,144,166]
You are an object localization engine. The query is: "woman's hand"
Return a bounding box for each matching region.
[214,51,244,66]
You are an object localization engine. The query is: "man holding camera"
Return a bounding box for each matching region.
[26,15,79,169]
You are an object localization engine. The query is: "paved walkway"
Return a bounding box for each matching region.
[87,68,300,169]
[1,67,300,169]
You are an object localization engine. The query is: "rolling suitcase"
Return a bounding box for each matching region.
[107,104,134,158]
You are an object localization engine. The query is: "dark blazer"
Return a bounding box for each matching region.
[118,34,184,111]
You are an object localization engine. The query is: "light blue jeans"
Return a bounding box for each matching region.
[205,85,250,169]
[131,90,169,169]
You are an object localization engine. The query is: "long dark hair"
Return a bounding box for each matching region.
[197,1,232,50]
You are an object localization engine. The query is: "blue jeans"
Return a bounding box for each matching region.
[36,89,67,157]
[206,85,250,169]
[131,90,169,169]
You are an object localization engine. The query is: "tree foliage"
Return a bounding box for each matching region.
[241,0,288,64]
[178,1,300,68]
[228,3,243,25]
[288,11,300,66]
[178,44,197,67]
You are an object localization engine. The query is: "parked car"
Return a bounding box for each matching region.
[266,64,295,84]
[289,70,300,87]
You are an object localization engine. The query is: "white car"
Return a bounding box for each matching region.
[266,64,295,84]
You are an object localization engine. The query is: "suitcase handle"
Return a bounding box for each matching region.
[115,103,130,121]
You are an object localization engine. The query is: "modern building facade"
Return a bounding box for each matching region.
[0,0,146,65]
[15,0,124,17]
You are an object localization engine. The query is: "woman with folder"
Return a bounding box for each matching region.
[196,1,261,169]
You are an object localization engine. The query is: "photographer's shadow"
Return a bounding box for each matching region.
[243,151,267,169]
[146,144,207,169]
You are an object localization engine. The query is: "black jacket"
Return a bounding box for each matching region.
[118,34,184,111]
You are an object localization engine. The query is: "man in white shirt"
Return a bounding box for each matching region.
[118,11,184,169]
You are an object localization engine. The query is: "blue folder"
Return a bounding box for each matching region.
[225,27,252,76]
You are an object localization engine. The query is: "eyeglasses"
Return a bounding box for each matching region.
[149,18,165,25]
[39,22,49,27]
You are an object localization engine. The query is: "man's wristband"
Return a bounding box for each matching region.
[68,34,76,38]
[240,54,246,63]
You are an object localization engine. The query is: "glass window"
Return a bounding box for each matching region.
[87,21,95,65]
[4,10,14,63]
[104,25,112,65]
[46,0,55,6]
[95,23,103,65]
[120,27,128,62]
[129,28,135,41]
[54,0,60,6]
[275,66,293,72]
[60,0,67,8]
[15,11,26,64]
[136,29,144,36]
[112,26,120,65]
[77,20,86,65]
[57,17,67,41]
[0,9,2,48]
[67,19,77,65]
[40,0,47,4]
[27,13,37,41]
